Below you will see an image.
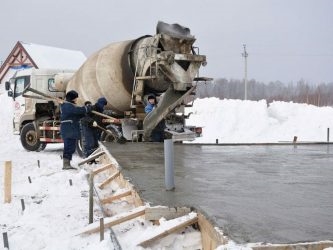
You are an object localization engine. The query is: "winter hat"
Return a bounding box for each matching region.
[65,90,79,102]
[97,97,107,106]
[148,95,156,100]
[95,97,107,111]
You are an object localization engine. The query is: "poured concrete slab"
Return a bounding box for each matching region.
[103,142,333,244]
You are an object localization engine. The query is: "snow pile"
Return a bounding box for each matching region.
[186,97,333,143]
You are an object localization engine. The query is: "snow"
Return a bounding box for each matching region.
[186,98,333,143]
[21,42,87,70]
[1,81,333,250]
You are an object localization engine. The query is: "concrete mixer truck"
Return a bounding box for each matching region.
[5,21,209,152]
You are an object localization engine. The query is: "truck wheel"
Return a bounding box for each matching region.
[100,128,119,143]
[20,123,43,151]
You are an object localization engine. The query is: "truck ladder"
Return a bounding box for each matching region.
[39,120,62,143]
[130,46,160,108]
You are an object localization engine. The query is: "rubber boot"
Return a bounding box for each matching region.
[62,158,77,170]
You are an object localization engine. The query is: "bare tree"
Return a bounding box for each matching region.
[195,78,333,106]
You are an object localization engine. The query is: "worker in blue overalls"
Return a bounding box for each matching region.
[60,90,92,170]
[80,97,107,160]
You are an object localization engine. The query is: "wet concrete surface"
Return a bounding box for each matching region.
[103,142,333,244]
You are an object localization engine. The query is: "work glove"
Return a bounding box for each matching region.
[92,121,98,127]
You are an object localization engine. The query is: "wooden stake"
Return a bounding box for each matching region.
[21,198,25,211]
[89,173,94,224]
[100,218,104,241]
[37,160,40,168]
[28,176,32,183]
[2,232,9,249]
[4,161,12,203]
[78,206,146,235]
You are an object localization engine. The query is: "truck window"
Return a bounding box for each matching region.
[48,78,61,92]
[14,76,30,98]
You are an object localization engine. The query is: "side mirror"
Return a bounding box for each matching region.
[7,90,13,97]
[5,81,11,91]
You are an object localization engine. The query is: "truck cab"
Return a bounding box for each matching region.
[5,68,75,151]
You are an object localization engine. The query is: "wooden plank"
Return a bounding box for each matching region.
[138,214,198,247]
[98,171,120,189]
[92,163,112,176]
[78,150,105,166]
[78,206,146,235]
[198,212,228,249]
[4,161,12,203]
[101,190,132,204]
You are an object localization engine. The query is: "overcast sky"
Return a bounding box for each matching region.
[1,0,332,84]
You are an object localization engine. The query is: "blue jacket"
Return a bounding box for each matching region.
[60,102,89,139]
[145,103,155,114]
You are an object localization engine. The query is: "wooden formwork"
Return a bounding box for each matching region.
[78,145,227,249]
[80,145,333,250]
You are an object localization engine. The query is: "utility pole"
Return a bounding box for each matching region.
[242,44,248,100]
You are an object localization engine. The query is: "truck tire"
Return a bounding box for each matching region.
[100,127,119,143]
[20,123,44,151]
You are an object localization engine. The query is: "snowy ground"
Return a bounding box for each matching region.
[1,81,333,249]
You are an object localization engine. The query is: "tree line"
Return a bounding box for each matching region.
[195,78,333,107]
